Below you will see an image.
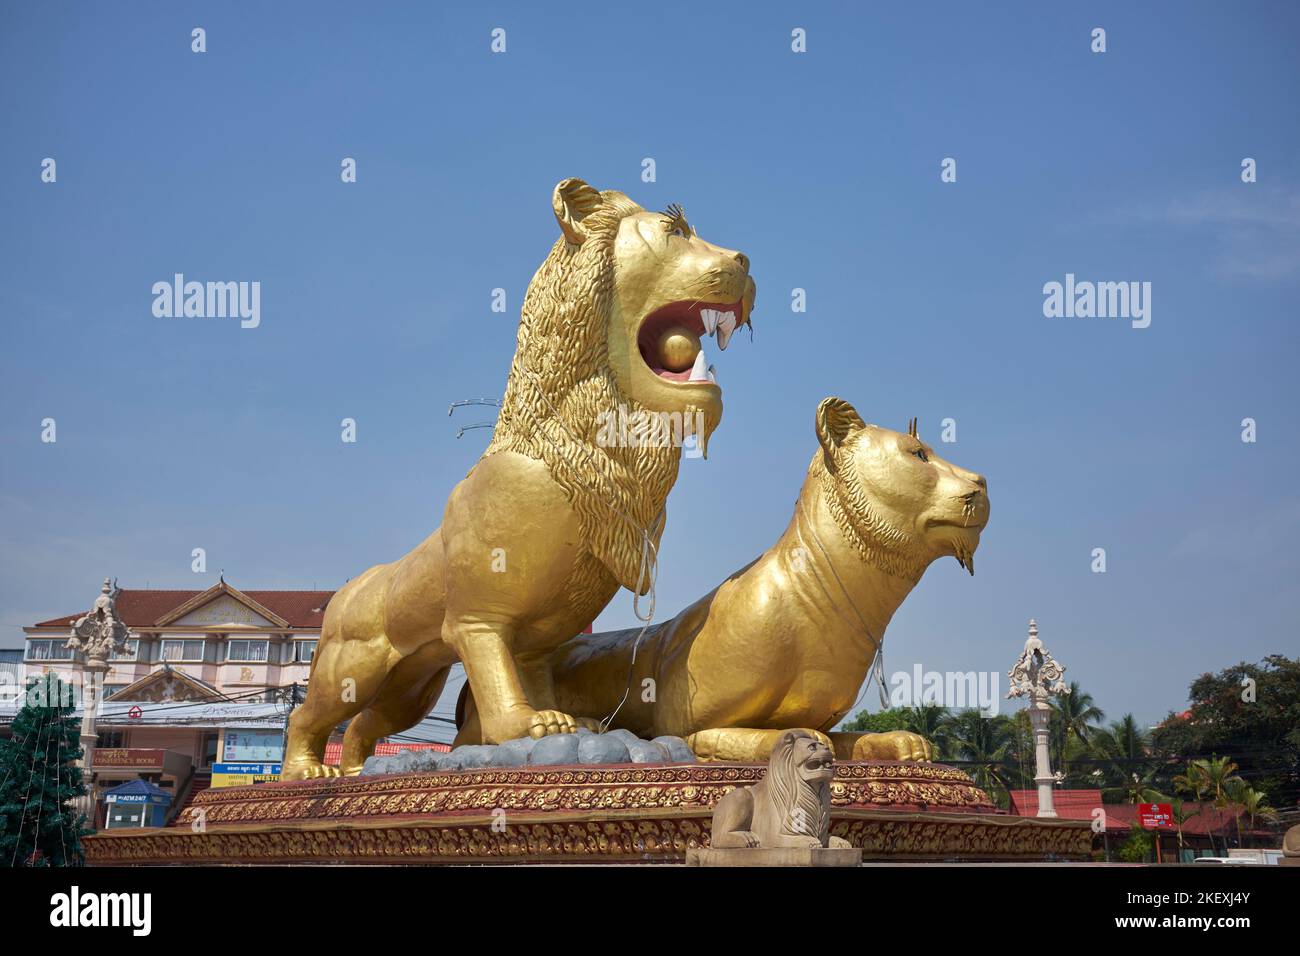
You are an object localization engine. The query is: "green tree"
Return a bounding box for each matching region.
[941,709,1015,805]
[839,707,910,734]
[1089,714,1159,802]
[1048,682,1104,780]
[1151,655,1300,807]
[900,704,951,758]
[1174,756,1244,854]
[1231,784,1276,831]
[1161,795,1201,855]
[0,676,89,867]
[1196,755,1244,810]
[1117,824,1155,863]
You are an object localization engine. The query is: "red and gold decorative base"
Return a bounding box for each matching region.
[84,762,1091,864]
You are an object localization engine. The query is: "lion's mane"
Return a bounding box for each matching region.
[766,731,831,839]
[484,190,684,597]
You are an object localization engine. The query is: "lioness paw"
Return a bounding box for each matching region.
[852,731,932,762]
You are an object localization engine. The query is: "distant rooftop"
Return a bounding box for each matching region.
[28,580,335,630]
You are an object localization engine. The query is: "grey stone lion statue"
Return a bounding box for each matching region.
[709,729,853,849]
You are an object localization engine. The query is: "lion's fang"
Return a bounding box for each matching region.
[716,311,737,350]
[688,350,710,382]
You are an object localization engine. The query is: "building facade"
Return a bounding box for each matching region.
[4,579,449,825]
[22,579,330,702]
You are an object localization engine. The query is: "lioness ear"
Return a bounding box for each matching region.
[552,177,602,245]
[815,397,866,474]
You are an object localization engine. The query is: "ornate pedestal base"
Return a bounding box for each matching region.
[687,846,863,867]
[84,761,1091,865]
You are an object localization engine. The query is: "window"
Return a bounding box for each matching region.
[226,639,269,662]
[160,639,204,662]
[222,729,284,762]
[102,684,129,699]
[200,732,219,768]
[26,639,73,661]
[293,640,317,663]
[109,639,139,661]
[97,730,125,748]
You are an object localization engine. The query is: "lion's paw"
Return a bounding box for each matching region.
[526,709,579,738]
[289,762,342,780]
[828,835,853,850]
[852,730,932,762]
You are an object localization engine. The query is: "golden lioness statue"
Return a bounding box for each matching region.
[710,730,853,849]
[533,396,989,764]
[282,177,755,779]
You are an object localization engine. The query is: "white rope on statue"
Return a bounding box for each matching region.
[796,495,890,720]
[512,362,665,731]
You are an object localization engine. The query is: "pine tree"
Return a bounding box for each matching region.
[0,675,90,866]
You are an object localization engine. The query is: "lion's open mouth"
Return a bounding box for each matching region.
[636,299,746,386]
[804,753,833,772]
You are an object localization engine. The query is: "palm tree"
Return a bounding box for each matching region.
[1172,764,1205,801]
[941,709,1016,804]
[1179,756,1244,853]
[1165,795,1201,857]
[1227,783,1277,846]
[1004,710,1037,792]
[1049,682,1104,780]
[901,704,950,759]
[1117,771,1164,806]
[1089,714,1156,801]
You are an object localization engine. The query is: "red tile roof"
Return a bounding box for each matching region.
[33,588,335,629]
[1008,789,1269,835]
[1008,789,1107,825]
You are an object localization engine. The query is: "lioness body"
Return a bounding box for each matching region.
[544,398,989,764]
[283,178,754,779]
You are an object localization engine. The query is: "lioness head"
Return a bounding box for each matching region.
[813,397,990,581]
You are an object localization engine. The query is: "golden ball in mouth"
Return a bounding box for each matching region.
[656,326,701,372]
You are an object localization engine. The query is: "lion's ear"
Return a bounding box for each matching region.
[552,177,602,245]
[816,398,866,474]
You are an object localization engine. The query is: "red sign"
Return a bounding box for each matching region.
[1138,803,1173,830]
[127,705,143,719]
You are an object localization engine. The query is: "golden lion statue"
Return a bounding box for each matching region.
[282,178,755,779]
[538,396,989,764]
[710,730,852,849]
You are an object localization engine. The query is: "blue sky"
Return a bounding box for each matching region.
[2,1,1297,731]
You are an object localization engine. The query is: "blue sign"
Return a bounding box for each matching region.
[212,762,282,775]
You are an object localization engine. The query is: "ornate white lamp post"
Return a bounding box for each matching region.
[65,579,131,820]
[1006,619,1069,818]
